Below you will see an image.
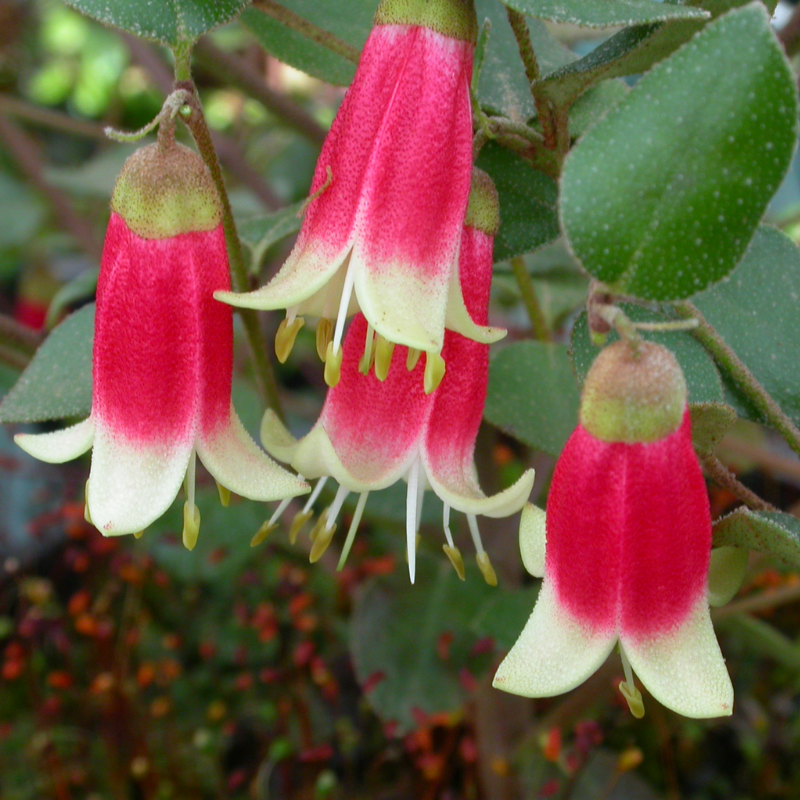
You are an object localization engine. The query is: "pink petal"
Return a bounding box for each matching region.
[317,313,432,485]
[92,213,201,445]
[355,26,474,351]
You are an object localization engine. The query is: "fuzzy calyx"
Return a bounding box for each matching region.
[111,141,222,240]
[580,340,687,443]
[374,0,478,43]
[465,168,500,236]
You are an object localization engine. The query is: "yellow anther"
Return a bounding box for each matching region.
[216,482,231,508]
[182,502,201,551]
[406,348,422,371]
[324,342,343,387]
[310,520,337,563]
[251,521,276,547]
[133,530,144,540]
[476,552,498,586]
[617,747,644,772]
[442,545,466,581]
[374,336,395,381]
[424,352,446,394]
[619,681,645,719]
[289,510,313,544]
[359,327,376,375]
[84,481,92,525]
[316,318,333,362]
[275,316,304,364]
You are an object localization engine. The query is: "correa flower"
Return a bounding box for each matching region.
[15,129,308,546]
[257,169,535,583]
[217,0,503,390]
[493,339,734,718]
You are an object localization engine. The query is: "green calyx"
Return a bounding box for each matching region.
[374,0,477,43]
[111,140,222,240]
[580,340,687,444]
[465,168,500,236]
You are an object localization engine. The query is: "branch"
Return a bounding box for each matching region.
[509,257,551,341]
[699,453,778,513]
[0,94,106,140]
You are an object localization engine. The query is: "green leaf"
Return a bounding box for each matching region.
[689,402,737,455]
[471,584,539,652]
[501,0,707,27]
[475,0,574,117]
[560,5,797,301]
[568,79,629,138]
[350,554,497,734]
[0,305,94,424]
[238,202,304,271]
[240,1,376,86]
[718,615,800,671]
[693,226,800,427]
[485,341,580,456]
[476,142,558,261]
[537,0,757,109]
[713,507,800,568]
[64,0,249,45]
[570,307,723,404]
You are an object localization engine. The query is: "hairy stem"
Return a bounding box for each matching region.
[700,453,778,512]
[676,301,800,459]
[176,80,285,421]
[510,257,551,341]
[253,0,360,64]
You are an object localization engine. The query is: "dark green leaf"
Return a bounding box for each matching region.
[713,507,800,567]
[471,584,539,652]
[476,142,558,261]
[485,341,580,456]
[64,0,248,45]
[238,202,304,270]
[501,0,706,27]
[0,305,94,423]
[570,307,723,404]
[475,0,574,117]
[693,226,800,427]
[350,554,497,734]
[561,6,797,301]
[568,79,628,138]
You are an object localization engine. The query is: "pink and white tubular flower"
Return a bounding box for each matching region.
[258,169,535,583]
[216,0,504,390]
[493,341,734,719]
[15,137,308,545]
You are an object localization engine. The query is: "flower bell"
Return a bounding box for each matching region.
[15,124,308,546]
[493,340,733,718]
[216,0,504,387]
[257,169,534,583]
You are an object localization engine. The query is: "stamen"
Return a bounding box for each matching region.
[316,318,333,361]
[185,451,197,511]
[133,530,144,540]
[442,504,465,580]
[326,484,351,531]
[423,351,446,394]
[338,492,369,570]
[359,324,376,375]
[182,502,201,551]
[375,336,395,381]
[468,515,497,586]
[84,480,92,525]
[216,482,231,507]
[406,348,422,371]
[406,459,421,583]
[275,316,305,364]
[332,256,356,356]
[303,476,329,514]
[250,521,274,548]
[289,476,328,544]
[324,342,343,387]
[309,512,337,562]
[619,648,645,718]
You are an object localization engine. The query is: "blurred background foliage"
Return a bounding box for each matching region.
[3,0,800,798]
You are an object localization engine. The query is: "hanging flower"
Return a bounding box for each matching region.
[217,0,503,389]
[257,169,534,583]
[15,132,308,546]
[493,340,733,719]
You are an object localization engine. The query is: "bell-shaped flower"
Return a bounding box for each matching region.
[258,169,534,583]
[493,340,733,718]
[217,0,504,388]
[15,133,308,545]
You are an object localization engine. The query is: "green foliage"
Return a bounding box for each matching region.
[63,0,249,45]
[485,341,580,456]
[500,0,707,27]
[239,202,304,271]
[713,508,800,568]
[561,6,798,300]
[689,402,737,455]
[0,305,93,424]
